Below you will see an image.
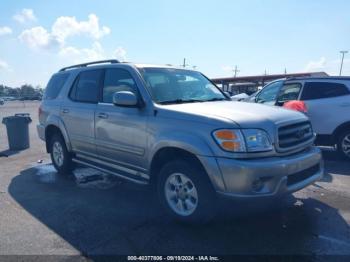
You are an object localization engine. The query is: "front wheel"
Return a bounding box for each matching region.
[157,160,217,223]
[337,130,350,160]
[50,133,74,174]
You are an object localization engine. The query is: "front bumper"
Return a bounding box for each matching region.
[199,146,323,198]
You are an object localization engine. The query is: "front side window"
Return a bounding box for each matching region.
[301,82,350,100]
[103,69,137,103]
[276,83,302,104]
[138,68,227,104]
[70,70,102,103]
[256,81,282,104]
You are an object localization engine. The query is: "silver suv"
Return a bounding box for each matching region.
[38,60,323,222]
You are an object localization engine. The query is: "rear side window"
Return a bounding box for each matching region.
[69,70,102,103]
[301,82,350,100]
[43,73,69,100]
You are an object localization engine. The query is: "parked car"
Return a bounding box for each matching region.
[242,90,259,102]
[252,77,350,159]
[230,93,249,101]
[37,60,323,222]
[0,98,4,105]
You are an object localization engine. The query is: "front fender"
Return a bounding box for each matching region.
[148,132,226,192]
[148,131,214,163]
[45,115,72,152]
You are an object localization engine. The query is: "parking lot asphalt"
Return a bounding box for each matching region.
[0,101,349,260]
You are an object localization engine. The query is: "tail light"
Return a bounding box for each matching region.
[283,100,307,113]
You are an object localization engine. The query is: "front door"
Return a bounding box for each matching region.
[95,68,149,180]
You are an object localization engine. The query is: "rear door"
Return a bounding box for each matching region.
[61,69,103,155]
[300,81,350,135]
[95,67,149,179]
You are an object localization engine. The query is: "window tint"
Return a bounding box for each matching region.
[43,73,69,100]
[301,82,350,100]
[256,81,282,103]
[103,69,137,103]
[276,83,302,103]
[70,70,102,103]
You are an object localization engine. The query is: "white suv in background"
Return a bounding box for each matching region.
[253,77,350,159]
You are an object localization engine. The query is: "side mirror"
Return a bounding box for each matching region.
[113,91,138,107]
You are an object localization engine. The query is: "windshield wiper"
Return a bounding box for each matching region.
[158,99,204,105]
[203,98,228,102]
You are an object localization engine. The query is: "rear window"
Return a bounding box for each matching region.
[43,73,69,100]
[301,82,350,100]
[69,70,102,103]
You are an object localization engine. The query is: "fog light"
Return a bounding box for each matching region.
[252,178,264,192]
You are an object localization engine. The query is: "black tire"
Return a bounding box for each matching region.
[49,133,74,174]
[157,159,217,224]
[337,130,350,160]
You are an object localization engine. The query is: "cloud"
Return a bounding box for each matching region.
[52,14,110,43]
[19,14,110,51]
[19,26,61,50]
[13,8,37,24]
[305,57,326,72]
[0,59,9,70]
[0,26,12,36]
[304,56,350,76]
[113,47,127,61]
[59,42,106,63]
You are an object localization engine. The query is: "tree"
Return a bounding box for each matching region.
[20,84,35,98]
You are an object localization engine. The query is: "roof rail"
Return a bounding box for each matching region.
[59,59,120,72]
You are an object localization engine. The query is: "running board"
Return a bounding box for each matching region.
[72,158,148,185]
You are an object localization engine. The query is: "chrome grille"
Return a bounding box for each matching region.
[278,121,313,150]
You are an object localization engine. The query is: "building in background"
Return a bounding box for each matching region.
[211,72,328,95]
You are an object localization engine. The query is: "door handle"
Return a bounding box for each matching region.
[62,108,70,114]
[97,112,109,119]
[340,103,350,107]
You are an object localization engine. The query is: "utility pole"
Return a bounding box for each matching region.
[284,68,287,75]
[339,51,348,76]
[182,58,189,68]
[233,65,240,77]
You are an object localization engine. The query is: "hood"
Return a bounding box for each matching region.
[157,101,307,128]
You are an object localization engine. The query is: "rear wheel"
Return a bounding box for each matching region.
[337,130,350,160]
[50,133,74,174]
[157,159,217,223]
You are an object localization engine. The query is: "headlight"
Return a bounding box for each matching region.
[213,129,272,153]
[241,129,272,152]
[212,129,246,152]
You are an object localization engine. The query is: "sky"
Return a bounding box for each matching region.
[0,0,350,87]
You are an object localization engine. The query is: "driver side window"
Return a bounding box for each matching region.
[256,81,282,104]
[276,83,302,104]
[103,69,137,103]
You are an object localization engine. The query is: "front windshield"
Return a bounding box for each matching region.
[138,68,227,104]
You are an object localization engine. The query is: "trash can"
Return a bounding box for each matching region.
[2,113,32,150]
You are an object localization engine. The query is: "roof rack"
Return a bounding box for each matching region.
[59,59,120,72]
